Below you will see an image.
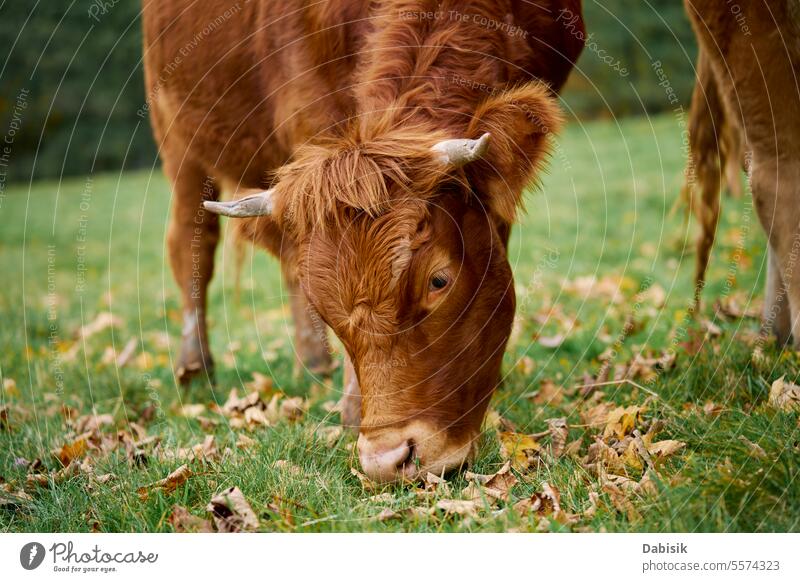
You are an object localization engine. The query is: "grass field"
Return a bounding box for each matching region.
[1,114,799,532]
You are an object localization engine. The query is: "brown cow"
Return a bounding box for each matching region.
[143,0,583,482]
[685,1,800,347]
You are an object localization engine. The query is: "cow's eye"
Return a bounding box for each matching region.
[429,271,449,292]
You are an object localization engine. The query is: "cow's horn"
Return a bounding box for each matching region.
[431,132,490,166]
[202,189,275,217]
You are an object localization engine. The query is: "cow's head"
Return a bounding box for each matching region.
[205,83,561,482]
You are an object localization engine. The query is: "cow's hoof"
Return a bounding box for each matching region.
[175,339,215,386]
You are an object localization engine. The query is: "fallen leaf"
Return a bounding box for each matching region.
[169,505,213,532]
[236,434,257,449]
[351,467,377,492]
[207,487,259,532]
[2,378,19,398]
[703,401,723,417]
[246,372,274,395]
[77,311,121,339]
[586,438,626,474]
[434,498,482,517]
[547,418,569,458]
[52,432,93,467]
[422,472,451,495]
[115,338,138,368]
[375,508,400,522]
[315,425,343,447]
[498,432,543,471]
[177,404,205,418]
[513,481,563,518]
[602,481,641,522]
[647,439,686,461]
[524,379,564,406]
[738,436,768,459]
[137,464,192,500]
[463,461,517,502]
[537,334,565,348]
[769,376,800,412]
[603,405,643,440]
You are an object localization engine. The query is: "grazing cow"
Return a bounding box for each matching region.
[143,0,584,481]
[684,0,800,347]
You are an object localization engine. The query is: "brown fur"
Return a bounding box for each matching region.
[144,0,583,477]
[682,48,746,306]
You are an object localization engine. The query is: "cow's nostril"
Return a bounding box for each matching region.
[398,439,416,469]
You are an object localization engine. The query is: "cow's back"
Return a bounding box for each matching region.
[142,0,367,186]
[143,0,583,188]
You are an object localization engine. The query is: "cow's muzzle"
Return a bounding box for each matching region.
[356,422,475,483]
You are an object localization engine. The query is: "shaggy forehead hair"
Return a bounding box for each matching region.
[270,109,457,237]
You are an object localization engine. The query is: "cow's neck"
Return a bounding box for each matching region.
[354,0,525,131]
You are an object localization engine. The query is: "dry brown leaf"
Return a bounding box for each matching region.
[537,334,565,348]
[602,481,641,522]
[77,311,120,339]
[236,434,257,449]
[158,436,219,463]
[0,405,9,432]
[115,337,138,368]
[586,438,626,474]
[422,472,451,495]
[177,404,205,418]
[581,401,612,427]
[246,371,274,395]
[351,467,377,492]
[603,405,643,440]
[207,487,259,532]
[315,425,343,447]
[738,436,768,459]
[137,464,191,500]
[547,418,568,458]
[2,378,19,398]
[513,481,563,519]
[375,508,400,522]
[498,431,543,471]
[525,379,564,406]
[463,461,517,502]
[169,505,213,532]
[52,432,93,467]
[647,439,686,461]
[434,498,482,517]
[769,376,800,412]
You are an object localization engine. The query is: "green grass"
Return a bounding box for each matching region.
[1,114,799,532]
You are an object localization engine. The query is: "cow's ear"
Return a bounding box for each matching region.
[465,82,563,224]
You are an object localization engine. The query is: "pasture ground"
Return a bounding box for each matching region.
[1,114,799,532]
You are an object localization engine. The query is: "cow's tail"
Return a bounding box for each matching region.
[680,49,742,311]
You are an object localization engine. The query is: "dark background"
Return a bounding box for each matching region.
[0,0,698,183]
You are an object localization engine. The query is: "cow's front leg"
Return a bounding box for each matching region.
[287,278,333,376]
[340,353,361,429]
[165,161,219,384]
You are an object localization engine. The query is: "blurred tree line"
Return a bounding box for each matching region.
[0,0,698,183]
